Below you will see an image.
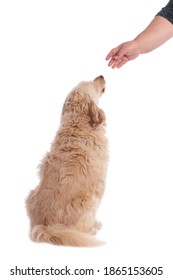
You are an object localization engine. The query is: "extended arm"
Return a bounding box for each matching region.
[106,1,173,68]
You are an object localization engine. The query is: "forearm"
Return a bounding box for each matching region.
[134,16,173,54]
[106,0,173,68]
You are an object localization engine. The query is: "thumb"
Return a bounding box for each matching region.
[113,46,127,60]
[106,46,120,60]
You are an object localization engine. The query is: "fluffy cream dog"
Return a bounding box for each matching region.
[26,75,109,246]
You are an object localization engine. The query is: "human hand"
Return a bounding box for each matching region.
[105,40,141,68]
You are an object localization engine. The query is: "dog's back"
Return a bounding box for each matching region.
[26,76,108,246]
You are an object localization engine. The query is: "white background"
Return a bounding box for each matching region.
[0,0,173,279]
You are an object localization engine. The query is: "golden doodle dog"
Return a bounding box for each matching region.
[26,75,109,246]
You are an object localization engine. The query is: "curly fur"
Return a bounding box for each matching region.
[26,75,109,247]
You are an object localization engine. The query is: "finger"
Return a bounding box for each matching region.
[111,58,122,69]
[110,55,128,68]
[116,56,128,68]
[105,50,113,60]
[105,47,119,60]
[117,60,127,68]
[114,47,128,61]
[108,57,117,67]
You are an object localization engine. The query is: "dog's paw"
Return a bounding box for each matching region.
[90,221,102,234]
[95,221,102,230]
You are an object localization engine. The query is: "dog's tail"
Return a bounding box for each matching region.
[31,224,104,247]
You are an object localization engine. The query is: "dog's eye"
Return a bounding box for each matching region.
[102,87,105,93]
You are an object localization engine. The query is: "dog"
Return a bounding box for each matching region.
[26,75,109,246]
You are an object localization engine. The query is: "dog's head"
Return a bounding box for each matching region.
[62,75,106,128]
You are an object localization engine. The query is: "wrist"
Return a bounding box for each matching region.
[133,37,144,54]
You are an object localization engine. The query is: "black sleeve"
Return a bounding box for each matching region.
[156,0,173,24]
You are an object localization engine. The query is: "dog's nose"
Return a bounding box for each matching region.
[99,75,104,80]
[94,75,105,82]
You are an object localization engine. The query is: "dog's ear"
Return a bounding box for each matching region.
[88,101,106,128]
[61,92,76,116]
